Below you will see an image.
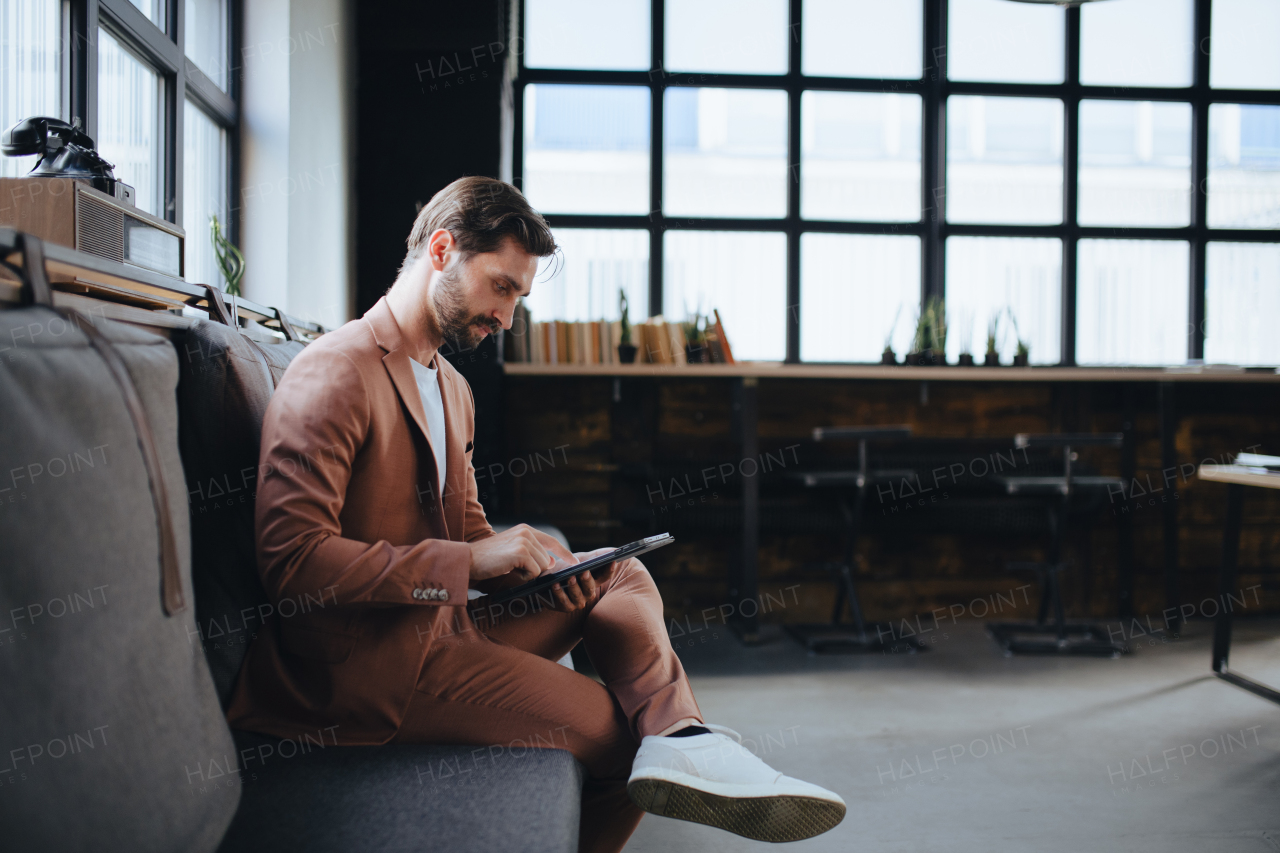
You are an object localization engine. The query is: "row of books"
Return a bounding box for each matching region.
[503,303,736,365]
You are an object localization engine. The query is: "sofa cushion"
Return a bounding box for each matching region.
[0,305,239,851]
[217,731,583,853]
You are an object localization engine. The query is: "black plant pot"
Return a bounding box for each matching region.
[1012,353,1030,367]
[983,352,1000,367]
[907,349,943,366]
[881,350,897,365]
[957,353,975,367]
[618,343,638,364]
[685,343,705,364]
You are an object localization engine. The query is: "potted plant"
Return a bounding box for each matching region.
[617,290,637,363]
[984,312,1001,367]
[881,305,901,365]
[908,297,946,366]
[1008,309,1030,367]
[682,315,706,364]
[210,214,245,297]
[955,308,975,366]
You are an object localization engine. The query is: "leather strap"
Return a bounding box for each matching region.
[203,284,236,327]
[15,233,185,615]
[274,308,299,342]
[67,309,186,615]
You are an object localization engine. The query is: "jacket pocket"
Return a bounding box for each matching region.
[279,622,357,663]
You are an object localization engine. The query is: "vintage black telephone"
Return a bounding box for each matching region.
[1,116,135,204]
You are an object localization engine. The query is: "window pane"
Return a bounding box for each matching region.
[97,28,164,217]
[527,229,649,323]
[663,87,787,218]
[945,237,1061,365]
[127,0,162,27]
[526,0,649,71]
[800,234,920,362]
[185,0,228,89]
[1211,0,1280,91]
[182,101,227,287]
[947,0,1063,84]
[1080,0,1193,88]
[801,92,921,222]
[665,0,787,75]
[0,0,61,179]
[946,96,1063,225]
[1208,104,1280,229]
[802,0,922,80]
[1076,240,1189,366]
[523,84,650,215]
[663,231,786,361]
[1078,101,1191,227]
[1205,243,1280,365]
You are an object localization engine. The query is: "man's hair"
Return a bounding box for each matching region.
[401,176,557,274]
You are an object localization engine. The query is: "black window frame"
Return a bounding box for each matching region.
[63,0,239,243]
[510,0,1280,365]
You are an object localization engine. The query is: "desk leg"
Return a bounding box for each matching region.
[1159,381,1180,633]
[731,377,760,644]
[1211,484,1244,674]
[1117,384,1135,619]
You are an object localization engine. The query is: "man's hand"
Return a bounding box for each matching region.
[546,548,617,613]
[468,524,556,583]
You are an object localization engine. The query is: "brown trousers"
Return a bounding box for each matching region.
[391,558,703,853]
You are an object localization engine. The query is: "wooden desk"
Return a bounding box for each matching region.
[1198,464,1280,705]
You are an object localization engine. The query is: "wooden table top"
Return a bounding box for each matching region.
[1199,464,1280,490]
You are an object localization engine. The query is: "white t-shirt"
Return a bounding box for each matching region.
[409,357,447,497]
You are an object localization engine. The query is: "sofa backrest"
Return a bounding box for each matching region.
[175,318,305,706]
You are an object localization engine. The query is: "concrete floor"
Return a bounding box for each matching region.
[625,618,1280,853]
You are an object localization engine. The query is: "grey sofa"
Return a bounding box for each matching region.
[173,306,584,853]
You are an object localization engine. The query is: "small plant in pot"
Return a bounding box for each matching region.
[1008,310,1031,367]
[908,297,947,365]
[984,312,1002,367]
[682,315,707,363]
[617,290,637,363]
[955,308,975,366]
[881,304,902,365]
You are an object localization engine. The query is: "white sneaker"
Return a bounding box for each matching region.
[627,724,846,842]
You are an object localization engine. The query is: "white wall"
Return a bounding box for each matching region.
[239,0,352,330]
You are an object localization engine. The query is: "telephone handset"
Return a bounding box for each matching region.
[1,116,135,204]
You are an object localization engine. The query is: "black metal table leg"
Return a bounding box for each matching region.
[1212,484,1243,673]
[1210,483,1280,704]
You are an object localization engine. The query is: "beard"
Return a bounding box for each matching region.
[430,260,500,351]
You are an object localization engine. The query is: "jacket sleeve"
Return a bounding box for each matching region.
[254,345,470,607]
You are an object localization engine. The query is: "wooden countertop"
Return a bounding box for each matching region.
[1199,464,1280,489]
[502,362,1280,383]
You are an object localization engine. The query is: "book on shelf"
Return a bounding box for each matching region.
[513,312,735,367]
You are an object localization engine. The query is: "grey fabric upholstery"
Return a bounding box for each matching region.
[173,318,583,852]
[218,731,584,853]
[174,319,285,705]
[0,307,239,851]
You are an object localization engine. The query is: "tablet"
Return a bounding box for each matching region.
[478,533,674,606]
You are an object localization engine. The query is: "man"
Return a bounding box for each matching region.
[227,176,845,852]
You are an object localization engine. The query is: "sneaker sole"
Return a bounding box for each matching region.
[627,777,846,842]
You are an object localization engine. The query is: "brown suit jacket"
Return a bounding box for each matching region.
[226,297,493,744]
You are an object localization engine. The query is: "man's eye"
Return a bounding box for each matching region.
[495,283,508,294]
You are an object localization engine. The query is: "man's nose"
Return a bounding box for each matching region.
[494,305,514,331]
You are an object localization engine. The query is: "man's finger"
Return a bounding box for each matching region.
[551,581,573,611]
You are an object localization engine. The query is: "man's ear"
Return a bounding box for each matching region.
[426,228,456,272]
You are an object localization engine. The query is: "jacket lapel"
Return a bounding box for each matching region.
[365,299,448,529]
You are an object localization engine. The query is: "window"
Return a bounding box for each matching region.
[2,0,236,283]
[514,0,1280,365]
[0,0,61,179]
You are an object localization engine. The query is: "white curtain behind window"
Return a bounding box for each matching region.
[0,0,61,179]
[183,100,227,286]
